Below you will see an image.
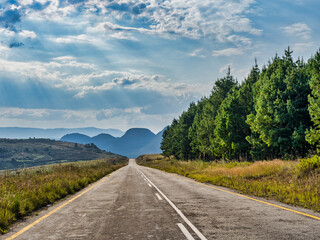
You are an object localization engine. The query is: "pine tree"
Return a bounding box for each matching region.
[306,50,320,151]
[214,63,259,160]
[196,68,237,159]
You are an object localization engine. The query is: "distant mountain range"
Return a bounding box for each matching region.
[61,128,165,158]
[0,127,124,139]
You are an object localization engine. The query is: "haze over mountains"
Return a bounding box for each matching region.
[0,127,165,158]
[0,127,124,139]
[61,128,165,158]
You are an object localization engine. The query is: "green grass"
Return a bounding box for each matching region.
[137,155,320,212]
[0,158,127,234]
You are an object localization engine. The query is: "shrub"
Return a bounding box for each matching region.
[298,155,320,175]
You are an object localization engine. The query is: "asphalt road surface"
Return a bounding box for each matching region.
[2,159,320,240]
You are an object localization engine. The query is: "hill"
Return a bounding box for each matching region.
[0,138,125,170]
[0,127,124,139]
[61,128,166,158]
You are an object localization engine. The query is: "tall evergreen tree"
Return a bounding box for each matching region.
[195,68,237,159]
[247,48,311,158]
[161,47,314,161]
[306,50,320,151]
[214,64,260,160]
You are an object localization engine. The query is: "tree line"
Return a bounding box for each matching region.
[161,48,320,161]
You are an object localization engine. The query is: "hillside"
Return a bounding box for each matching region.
[0,127,124,139]
[61,128,165,158]
[0,138,124,170]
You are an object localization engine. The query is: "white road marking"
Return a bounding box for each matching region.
[177,223,195,240]
[137,168,207,240]
[148,183,152,187]
[155,193,163,200]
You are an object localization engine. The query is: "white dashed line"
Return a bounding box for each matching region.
[137,168,207,240]
[148,183,152,187]
[155,193,163,200]
[177,223,195,240]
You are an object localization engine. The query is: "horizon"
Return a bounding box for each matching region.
[0,0,319,131]
[0,125,166,136]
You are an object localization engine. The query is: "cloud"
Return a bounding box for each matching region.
[291,42,314,53]
[96,107,142,121]
[0,57,206,116]
[109,32,137,41]
[219,63,232,74]
[213,47,244,56]
[19,30,37,38]
[282,23,312,40]
[188,48,205,58]
[0,107,175,132]
[51,34,91,44]
[94,22,154,35]
[84,0,261,46]
[74,73,207,100]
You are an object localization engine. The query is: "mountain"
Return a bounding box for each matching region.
[0,127,124,139]
[60,133,93,145]
[0,138,125,170]
[60,128,165,158]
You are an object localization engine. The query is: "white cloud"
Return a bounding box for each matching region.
[188,48,205,58]
[51,34,91,44]
[213,47,244,56]
[19,30,37,39]
[74,73,207,99]
[0,107,174,133]
[84,0,261,46]
[52,56,76,62]
[219,63,232,74]
[282,23,312,40]
[109,32,138,41]
[291,42,314,53]
[0,28,15,37]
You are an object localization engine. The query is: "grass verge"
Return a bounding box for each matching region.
[0,157,127,234]
[137,154,320,212]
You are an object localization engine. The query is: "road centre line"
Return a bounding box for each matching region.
[5,170,119,240]
[137,168,207,240]
[177,223,195,240]
[157,168,320,221]
[155,193,163,200]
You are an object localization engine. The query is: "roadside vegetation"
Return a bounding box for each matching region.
[137,154,320,212]
[155,48,320,212]
[161,48,320,161]
[0,157,127,234]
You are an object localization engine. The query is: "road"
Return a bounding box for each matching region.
[2,159,320,240]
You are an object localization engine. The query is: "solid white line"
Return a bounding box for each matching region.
[137,168,207,240]
[155,193,163,200]
[148,183,152,187]
[177,223,195,240]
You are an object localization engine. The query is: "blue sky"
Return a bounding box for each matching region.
[0,0,319,133]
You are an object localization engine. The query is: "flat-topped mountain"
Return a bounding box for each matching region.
[61,128,165,158]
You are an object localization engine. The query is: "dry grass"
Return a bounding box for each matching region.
[0,158,127,234]
[140,155,320,212]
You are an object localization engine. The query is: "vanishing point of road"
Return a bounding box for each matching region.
[2,159,320,240]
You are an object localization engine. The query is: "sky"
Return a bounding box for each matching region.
[0,0,319,133]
